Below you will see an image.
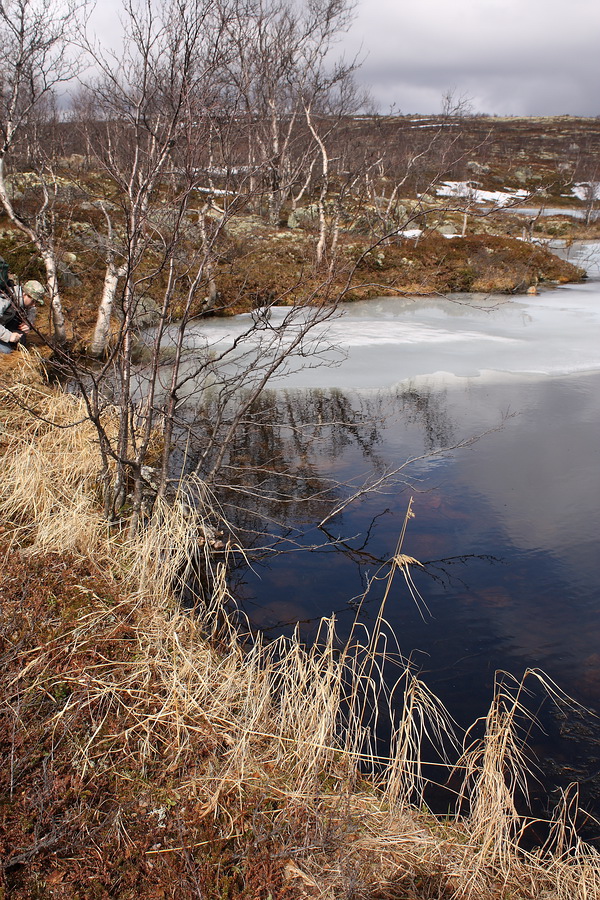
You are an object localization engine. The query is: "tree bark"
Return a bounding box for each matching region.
[0,160,67,343]
[90,261,127,357]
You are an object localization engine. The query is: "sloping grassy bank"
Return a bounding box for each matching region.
[0,215,587,354]
[1,357,600,898]
[222,231,586,308]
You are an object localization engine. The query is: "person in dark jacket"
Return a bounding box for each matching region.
[0,281,45,353]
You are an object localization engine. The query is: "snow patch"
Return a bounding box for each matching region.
[572,182,600,201]
[435,181,529,206]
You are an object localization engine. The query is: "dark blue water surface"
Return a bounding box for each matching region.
[228,371,600,822]
[235,374,599,688]
[175,261,600,825]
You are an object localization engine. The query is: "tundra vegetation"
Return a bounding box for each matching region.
[1,0,600,896]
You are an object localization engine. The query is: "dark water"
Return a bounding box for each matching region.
[227,373,600,824]
[168,266,600,828]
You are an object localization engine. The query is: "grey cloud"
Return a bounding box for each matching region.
[88,0,600,116]
[344,0,600,115]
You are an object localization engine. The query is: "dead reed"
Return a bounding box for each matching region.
[1,360,599,898]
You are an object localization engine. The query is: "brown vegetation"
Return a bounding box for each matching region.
[1,5,598,887]
[1,360,600,898]
[0,220,585,350]
[0,107,595,351]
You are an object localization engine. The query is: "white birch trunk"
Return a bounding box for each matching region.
[0,160,67,342]
[304,105,329,266]
[90,261,127,357]
[41,252,67,343]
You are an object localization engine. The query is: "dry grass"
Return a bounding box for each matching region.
[0,351,115,558]
[1,364,600,898]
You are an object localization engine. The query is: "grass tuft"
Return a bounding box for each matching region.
[1,376,600,897]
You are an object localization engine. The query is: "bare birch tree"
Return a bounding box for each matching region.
[0,0,86,342]
[37,0,380,541]
[222,0,359,225]
[67,0,235,525]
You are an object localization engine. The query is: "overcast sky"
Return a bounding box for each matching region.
[343,0,600,116]
[90,0,600,117]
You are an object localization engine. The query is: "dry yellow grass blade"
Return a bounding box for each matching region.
[0,371,118,559]
[3,374,600,898]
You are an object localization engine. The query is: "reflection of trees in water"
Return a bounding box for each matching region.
[393,382,455,452]
[175,388,389,542]
[172,382,458,547]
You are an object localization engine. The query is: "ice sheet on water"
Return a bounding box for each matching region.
[177,244,600,392]
[250,284,600,389]
[321,317,519,347]
[553,240,600,277]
